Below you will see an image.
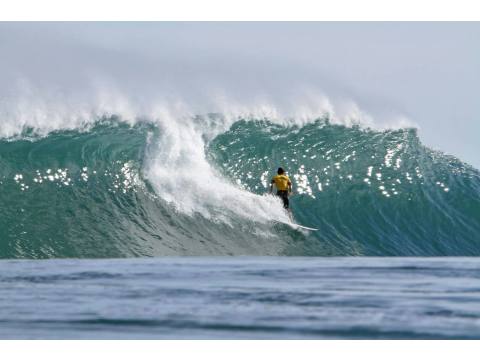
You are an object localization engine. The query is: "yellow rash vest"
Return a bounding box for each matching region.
[272,174,291,191]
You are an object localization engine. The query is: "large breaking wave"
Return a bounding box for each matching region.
[0,113,479,258]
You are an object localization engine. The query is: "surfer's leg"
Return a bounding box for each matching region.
[283,196,289,209]
[281,193,294,221]
[276,190,293,220]
[277,190,289,209]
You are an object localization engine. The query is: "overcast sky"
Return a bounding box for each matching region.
[0,22,478,168]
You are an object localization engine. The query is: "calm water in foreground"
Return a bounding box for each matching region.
[1,257,479,339]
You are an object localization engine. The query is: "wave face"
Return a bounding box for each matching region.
[1,117,479,258]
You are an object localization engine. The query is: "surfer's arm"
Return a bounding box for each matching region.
[288,180,293,194]
[269,179,274,194]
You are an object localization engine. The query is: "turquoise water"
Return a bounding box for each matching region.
[1,257,479,339]
[0,117,479,257]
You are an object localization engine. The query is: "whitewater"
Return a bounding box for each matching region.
[0,95,479,258]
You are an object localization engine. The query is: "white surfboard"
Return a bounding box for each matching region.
[289,223,318,231]
[274,220,318,231]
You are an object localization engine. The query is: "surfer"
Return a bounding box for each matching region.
[270,167,293,212]
[269,168,317,230]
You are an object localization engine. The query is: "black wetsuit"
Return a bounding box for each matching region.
[277,190,289,209]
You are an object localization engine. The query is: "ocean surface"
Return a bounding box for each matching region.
[1,257,480,340]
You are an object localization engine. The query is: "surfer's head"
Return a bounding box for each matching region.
[277,167,285,175]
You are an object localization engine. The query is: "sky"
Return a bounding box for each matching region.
[0,22,479,168]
